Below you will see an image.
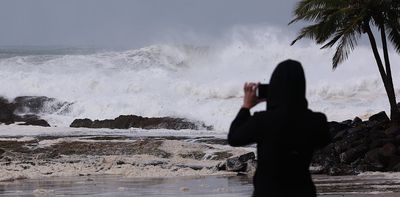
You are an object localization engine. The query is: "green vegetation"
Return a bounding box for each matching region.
[290,0,400,123]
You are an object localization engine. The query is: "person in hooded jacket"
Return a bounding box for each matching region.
[228,59,331,197]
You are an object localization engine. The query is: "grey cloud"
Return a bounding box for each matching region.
[0,0,299,47]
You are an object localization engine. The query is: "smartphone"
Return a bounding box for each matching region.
[257,84,269,99]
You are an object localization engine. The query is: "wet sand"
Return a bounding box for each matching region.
[1,174,400,197]
[0,175,252,197]
[1,134,400,196]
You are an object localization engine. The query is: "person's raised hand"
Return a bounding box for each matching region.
[242,82,265,109]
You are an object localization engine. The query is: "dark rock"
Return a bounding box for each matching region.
[310,119,400,175]
[341,120,352,126]
[70,119,93,128]
[365,120,382,128]
[351,117,363,126]
[12,114,51,127]
[216,161,226,171]
[226,152,255,172]
[70,115,213,130]
[193,138,228,145]
[385,126,400,136]
[327,165,356,176]
[395,135,400,145]
[328,121,348,135]
[392,162,400,171]
[340,144,368,163]
[19,119,50,127]
[380,143,397,157]
[14,96,54,114]
[347,125,367,134]
[360,161,385,172]
[14,114,41,122]
[334,133,366,153]
[13,96,71,114]
[333,130,347,141]
[365,148,383,164]
[143,160,167,166]
[179,151,206,160]
[1,95,72,127]
[386,156,400,170]
[0,148,4,158]
[369,128,387,139]
[369,138,394,150]
[312,144,339,171]
[363,145,399,171]
[0,97,14,124]
[369,111,390,123]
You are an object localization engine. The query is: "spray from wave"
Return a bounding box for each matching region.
[0,26,399,131]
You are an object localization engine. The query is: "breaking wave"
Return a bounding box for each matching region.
[0,26,399,130]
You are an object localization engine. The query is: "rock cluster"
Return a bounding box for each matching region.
[312,111,400,175]
[0,95,212,130]
[70,115,213,130]
[0,96,65,127]
[216,152,257,175]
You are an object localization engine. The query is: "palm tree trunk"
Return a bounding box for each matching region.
[365,25,399,123]
[380,26,400,123]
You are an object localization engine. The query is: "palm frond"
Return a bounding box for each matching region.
[385,9,400,53]
[291,24,321,45]
[331,16,363,68]
[332,31,359,69]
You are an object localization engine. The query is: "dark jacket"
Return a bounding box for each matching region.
[228,60,331,197]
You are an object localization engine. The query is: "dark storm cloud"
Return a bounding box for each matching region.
[0,0,299,47]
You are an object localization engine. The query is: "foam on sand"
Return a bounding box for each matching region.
[0,136,250,182]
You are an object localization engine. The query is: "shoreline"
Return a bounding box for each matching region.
[1,174,400,196]
[0,134,248,182]
[1,125,400,195]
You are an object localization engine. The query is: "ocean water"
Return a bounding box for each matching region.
[1,26,399,131]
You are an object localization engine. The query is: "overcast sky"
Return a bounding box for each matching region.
[0,0,300,47]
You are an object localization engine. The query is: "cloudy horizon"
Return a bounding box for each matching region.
[0,0,302,48]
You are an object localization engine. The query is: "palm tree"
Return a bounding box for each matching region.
[290,0,400,123]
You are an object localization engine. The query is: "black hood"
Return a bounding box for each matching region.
[268,59,308,111]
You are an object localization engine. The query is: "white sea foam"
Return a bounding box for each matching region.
[0,26,399,131]
[0,138,244,181]
[0,124,225,138]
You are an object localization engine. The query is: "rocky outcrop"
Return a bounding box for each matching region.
[70,115,213,130]
[0,96,71,127]
[0,148,4,159]
[13,96,71,115]
[19,119,51,127]
[312,111,400,175]
[14,96,55,114]
[0,97,14,124]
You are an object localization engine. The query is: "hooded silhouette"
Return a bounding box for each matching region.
[228,60,331,197]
